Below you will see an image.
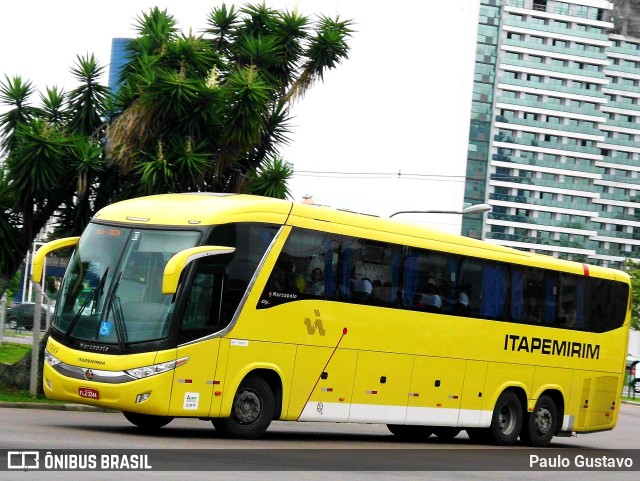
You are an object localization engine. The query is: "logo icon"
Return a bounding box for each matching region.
[304,309,326,336]
[8,451,39,470]
[84,369,94,381]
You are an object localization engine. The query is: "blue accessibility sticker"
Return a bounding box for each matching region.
[99,321,113,336]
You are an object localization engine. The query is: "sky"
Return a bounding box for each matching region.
[0,0,480,233]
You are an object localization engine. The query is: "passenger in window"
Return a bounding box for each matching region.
[269,260,305,294]
[417,278,442,311]
[457,292,470,314]
[305,267,325,296]
[351,277,373,303]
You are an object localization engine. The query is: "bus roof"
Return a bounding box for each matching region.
[92,193,628,281]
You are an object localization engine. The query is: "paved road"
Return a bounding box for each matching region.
[0,404,638,481]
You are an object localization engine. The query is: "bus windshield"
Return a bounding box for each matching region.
[54,224,201,345]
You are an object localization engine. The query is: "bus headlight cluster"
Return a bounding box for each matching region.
[44,349,61,367]
[125,357,189,380]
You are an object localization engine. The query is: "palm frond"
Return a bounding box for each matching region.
[245,155,293,199]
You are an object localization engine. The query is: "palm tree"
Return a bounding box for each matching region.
[106,3,352,197]
[0,55,110,298]
[0,3,353,300]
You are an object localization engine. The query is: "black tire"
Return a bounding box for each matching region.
[520,394,557,447]
[432,427,461,441]
[634,379,640,394]
[212,375,275,439]
[489,391,523,446]
[122,411,173,430]
[387,424,432,441]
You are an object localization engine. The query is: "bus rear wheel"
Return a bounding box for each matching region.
[122,411,173,430]
[520,394,557,447]
[387,425,432,441]
[212,375,275,439]
[489,391,523,446]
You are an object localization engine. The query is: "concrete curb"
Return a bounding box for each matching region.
[0,402,116,412]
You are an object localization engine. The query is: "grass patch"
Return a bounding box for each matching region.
[0,389,58,403]
[0,342,31,364]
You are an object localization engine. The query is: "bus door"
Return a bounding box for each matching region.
[168,262,227,417]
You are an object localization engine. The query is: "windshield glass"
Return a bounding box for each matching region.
[54,224,200,345]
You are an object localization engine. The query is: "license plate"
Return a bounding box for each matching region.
[79,387,99,399]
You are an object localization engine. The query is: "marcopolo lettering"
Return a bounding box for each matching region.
[504,334,600,359]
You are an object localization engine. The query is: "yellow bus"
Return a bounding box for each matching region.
[34,193,631,446]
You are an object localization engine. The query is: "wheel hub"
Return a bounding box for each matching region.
[234,390,261,424]
[499,405,516,434]
[534,407,552,435]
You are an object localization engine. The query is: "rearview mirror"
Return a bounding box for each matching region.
[32,237,80,283]
[162,246,236,294]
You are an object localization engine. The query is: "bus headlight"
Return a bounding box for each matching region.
[125,357,189,380]
[44,349,61,367]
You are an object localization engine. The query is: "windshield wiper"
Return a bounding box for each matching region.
[104,271,127,352]
[63,267,109,344]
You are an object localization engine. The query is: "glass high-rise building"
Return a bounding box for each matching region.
[108,38,131,95]
[462,0,640,269]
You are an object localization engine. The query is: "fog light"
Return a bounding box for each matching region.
[45,379,52,390]
[135,392,151,404]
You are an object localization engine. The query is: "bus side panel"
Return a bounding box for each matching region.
[210,338,231,418]
[348,351,413,424]
[291,346,358,422]
[406,356,466,426]
[531,366,572,405]
[480,362,534,426]
[168,339,220,417]
[218,339,296,419]
[457,360,488,428]
[570,372,620,432]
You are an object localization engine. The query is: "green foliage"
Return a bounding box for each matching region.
[625,260,640,331]
[0,3,352,300]
[245,156,293,199]
[0,54,112,291]
[108,3,352,196]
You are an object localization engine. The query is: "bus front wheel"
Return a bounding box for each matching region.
[520,394,557,447]
[489,391,523,446]
[213,375,275,439]
[122,411,173,430]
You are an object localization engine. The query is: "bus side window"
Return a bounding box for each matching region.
[258,228,339,308]
[459,258,483,318]
[179,261,229,343]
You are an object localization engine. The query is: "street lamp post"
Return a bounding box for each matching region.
[389,203,491,218]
